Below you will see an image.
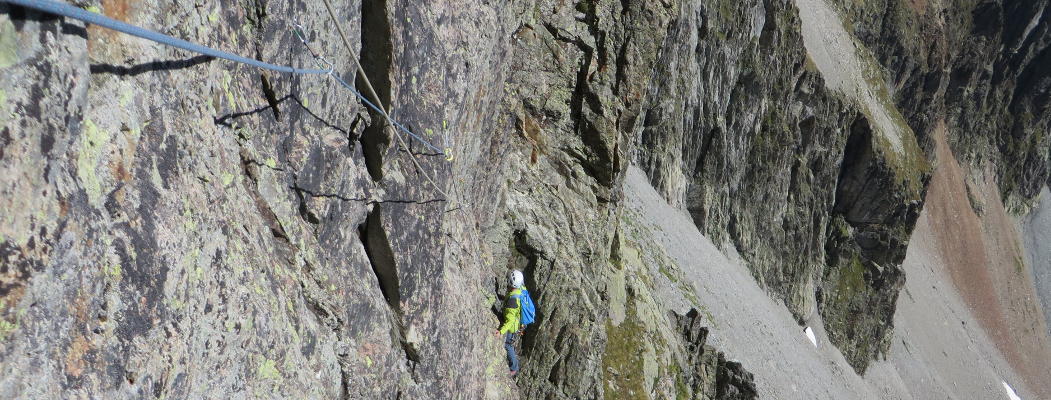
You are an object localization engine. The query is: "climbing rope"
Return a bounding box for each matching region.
[315,0,452,199]
[3,0,328,74]
[289,23,444,155]
[2,0,449,158]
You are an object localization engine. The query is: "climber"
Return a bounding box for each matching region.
[496,269,536,377]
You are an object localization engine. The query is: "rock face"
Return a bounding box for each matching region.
[0,0,1048,398]
[673,309,757,400]
[0,0,750,397]
[827,0,1051,211]
[635,0,927,373]
[0,0,512,397]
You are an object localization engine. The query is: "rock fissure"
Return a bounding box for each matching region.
[4,0,1050,397]
[357,0,393,181]
[355,204,420,370]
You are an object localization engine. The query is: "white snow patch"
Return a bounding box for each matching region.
[804,326,818,347]
[1002,381,1022,400]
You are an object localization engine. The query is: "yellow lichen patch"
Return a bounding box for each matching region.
[104,263,122,281]
[119,89,135,108]
[221,172,235,187]
[0,17,18,69]
[183,207,197,231]
[76,120,113,207]
[257,358,281,380]
[221,71,236,108]
[168,297,185,311]
[0,319,16,341]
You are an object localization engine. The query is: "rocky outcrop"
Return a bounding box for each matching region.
[0,0,512,397]
[634,0,927,373]
[827,0,1051,211]
[3,0,1047,397]
[1,0,756,397]
[481,0,689,397]
[673,309,757,400]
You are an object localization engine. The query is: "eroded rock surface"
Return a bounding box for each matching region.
[1,0,1049,398]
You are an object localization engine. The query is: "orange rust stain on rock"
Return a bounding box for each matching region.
[101,0,133,21]
[0,286,26,325]
[110,158,132,183]
[64,334,91,378]
[87,0,138,48]
[517,114,545,165]
[63,293,94,378]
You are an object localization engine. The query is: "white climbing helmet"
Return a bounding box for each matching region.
[510,270,525,288]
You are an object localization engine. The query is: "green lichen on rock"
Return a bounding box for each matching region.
[257,358,281,381]
[818,215,905,373]
[104,263,122,281]
[76,119,112,206]
[603,301,648,400]
[0,319,16,341]
[0,17,16,69]
[833,254,866,304]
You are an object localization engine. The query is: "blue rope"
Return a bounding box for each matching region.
[3,0,330,75]
[5,0,447,155]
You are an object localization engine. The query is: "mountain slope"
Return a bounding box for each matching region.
[0,0,1049,398]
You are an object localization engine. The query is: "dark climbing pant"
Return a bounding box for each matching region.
[504,333,519,372]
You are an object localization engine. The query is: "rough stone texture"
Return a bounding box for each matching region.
[0,0,513,397]
[1,0,1049,397]
[633,0,927,373]
[673,309,757,400]
[0,0,755,398]
[477,0,698,397]
[826,0,1051,211]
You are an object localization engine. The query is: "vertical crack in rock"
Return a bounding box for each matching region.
[357,205,421,367]
[359,204,400,310]
[297,270,354,400]
[245,0,282,123]
[542,20,617,193]
[260,74,282,122]
[358,0,394,181]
